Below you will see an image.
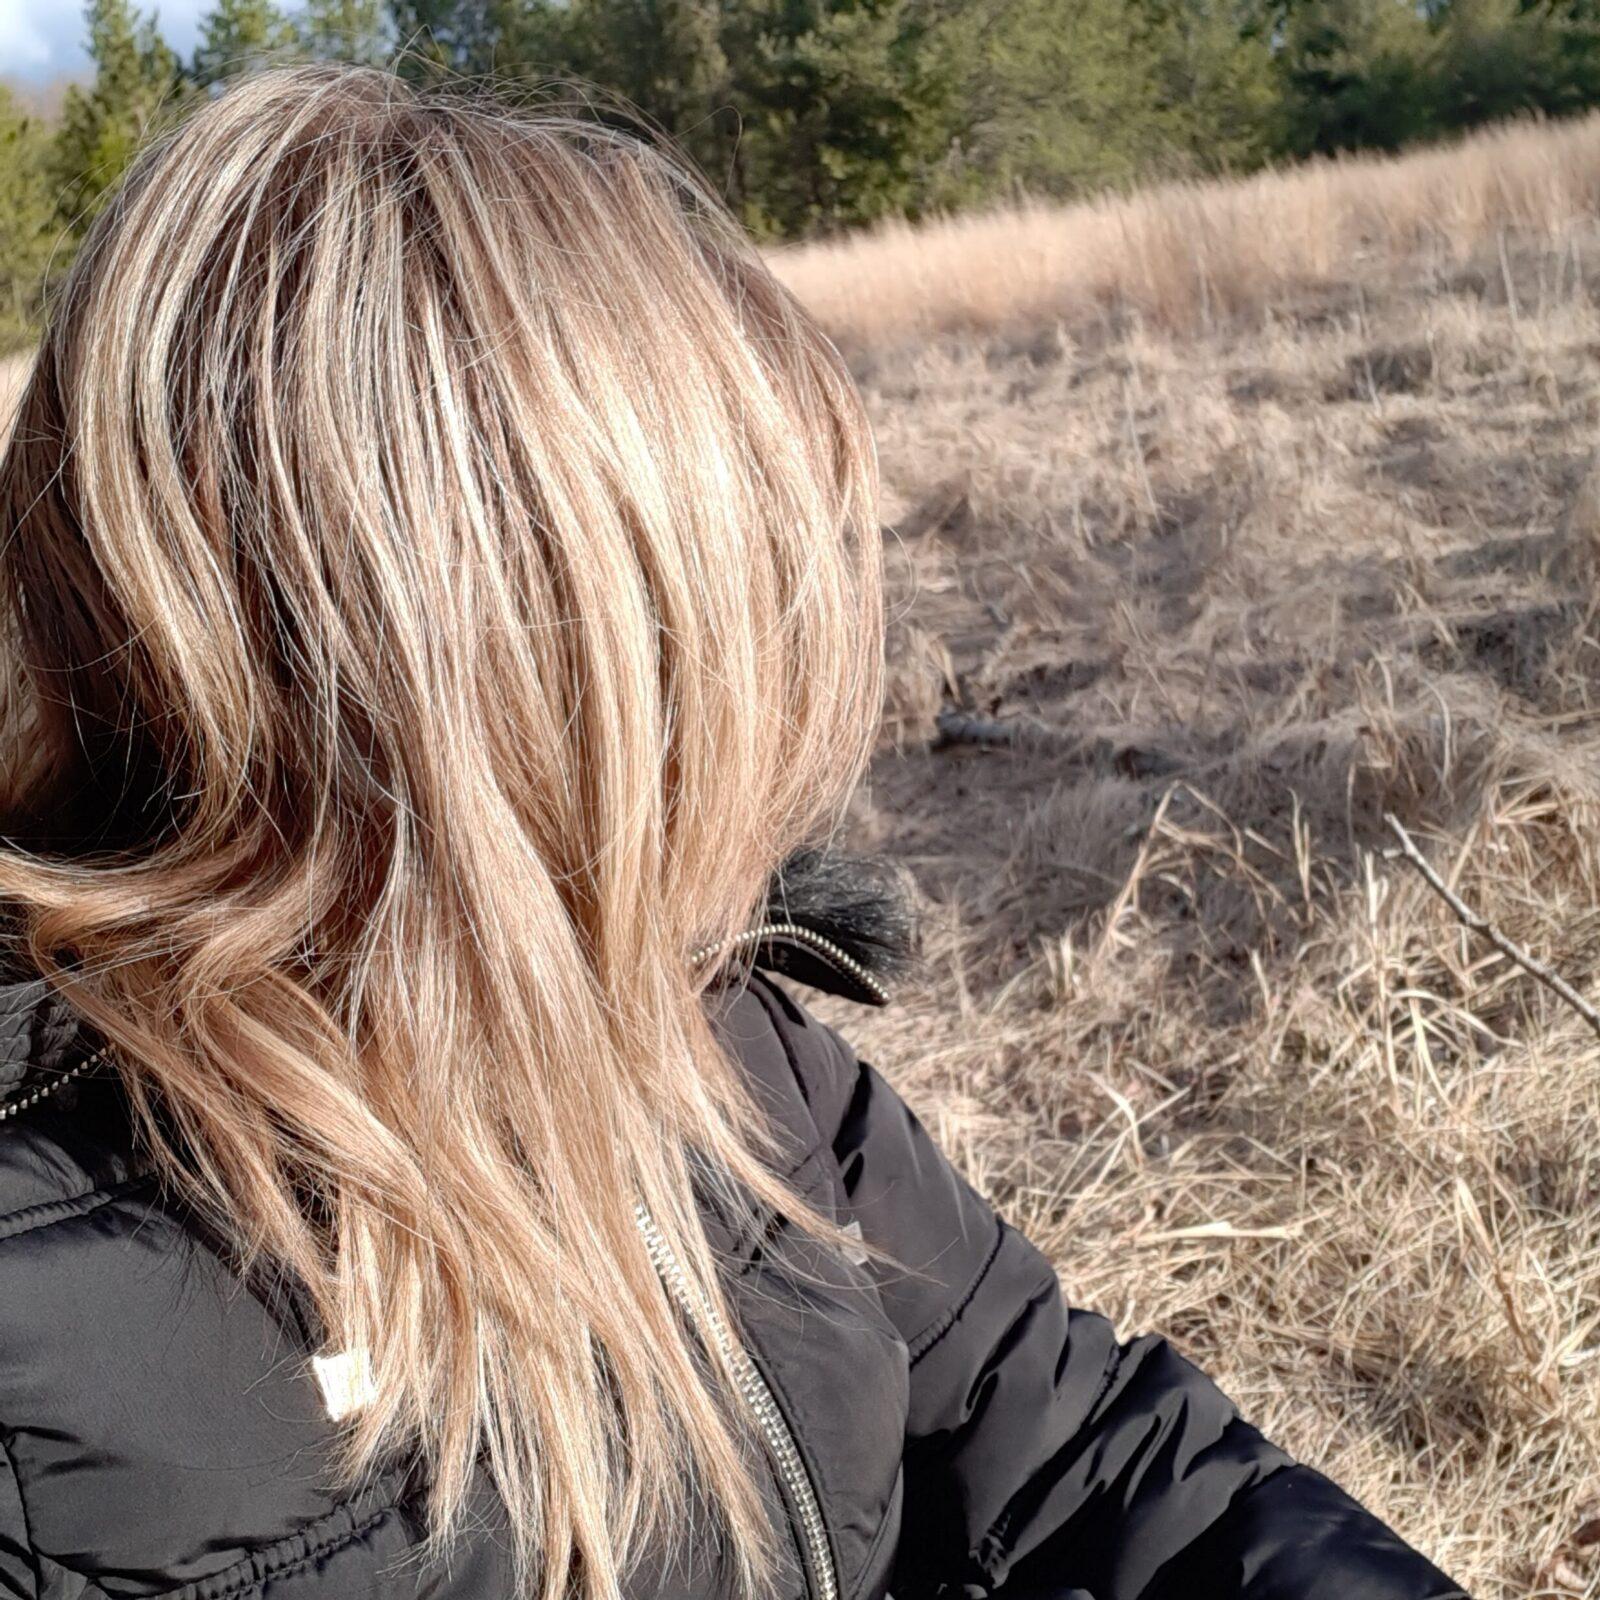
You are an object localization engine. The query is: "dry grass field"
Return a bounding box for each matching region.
[775,114,1600,1600]
[7,113,1600,1597]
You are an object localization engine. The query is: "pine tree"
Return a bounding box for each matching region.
[533,0,730,174]
[193,0,297,87]
[1277,0,1440,153]
[627,0,726,145]
[388,0,572,80]
[721,0,955,236]
[1430,0,1600,126]
[926,0,1177,206]
[1149,0,1282,172]
[52,0,188,233]
[0,88,57,351]
[300,0,388,64]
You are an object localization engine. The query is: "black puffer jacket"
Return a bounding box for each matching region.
[0,889,1468,1600]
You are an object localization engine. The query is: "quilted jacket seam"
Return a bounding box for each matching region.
[0,1173,158,1246]
[744,973,1014,1374]
[905,1216,1006,1367]
[0,1426,39,1600]
[954,1303,1190,1591]
[203,1506,391,1600]
[147,1490,405,1600]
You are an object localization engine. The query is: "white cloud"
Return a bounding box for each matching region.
[0,0,213,81]
[0,0,63,70]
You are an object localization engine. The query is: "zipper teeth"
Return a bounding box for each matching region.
[633,1199,838,1600]
[660,918,879,1600]
[693,921,891,1006]
[0,1045,108,1122]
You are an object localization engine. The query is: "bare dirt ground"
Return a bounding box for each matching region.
[780,130,1600,1599]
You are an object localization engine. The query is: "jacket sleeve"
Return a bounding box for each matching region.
[758,976,1470,1600]
[0,1434,33,1599]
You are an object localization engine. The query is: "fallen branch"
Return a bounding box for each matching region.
[1139,1221,1299,1246]
[933,709,1023,748]
[1383,812,1600,1041]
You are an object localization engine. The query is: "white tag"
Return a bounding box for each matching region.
[312,1347,376,1421]
[841,1218,869,1267]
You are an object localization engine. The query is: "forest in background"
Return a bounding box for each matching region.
[9,0,1600,348]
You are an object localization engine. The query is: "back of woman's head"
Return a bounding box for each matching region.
[0,62,883,1600]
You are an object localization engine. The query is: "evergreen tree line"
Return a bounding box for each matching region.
[4,0,1600,347]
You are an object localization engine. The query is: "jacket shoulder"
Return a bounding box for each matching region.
[0,1081,399,1594]
[0,956,150,1225]
[708,971,864,1178]
[0,1076,149,1227]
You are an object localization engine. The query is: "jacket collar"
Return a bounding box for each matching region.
[0,847,913,1103]
[0,963,90,1100]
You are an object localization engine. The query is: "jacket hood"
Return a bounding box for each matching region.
[743,845,917,1006]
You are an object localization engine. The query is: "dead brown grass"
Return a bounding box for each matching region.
[774,111,1600,351]
[800,121,1600,1600]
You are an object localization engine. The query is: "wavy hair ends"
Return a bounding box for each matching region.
[0,63,884,1600]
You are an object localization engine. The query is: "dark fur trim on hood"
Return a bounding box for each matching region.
[745,846,919,1007]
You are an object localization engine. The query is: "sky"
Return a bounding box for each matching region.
[1,0,210,82]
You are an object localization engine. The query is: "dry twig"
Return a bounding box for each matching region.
[1384,812,1600,1040]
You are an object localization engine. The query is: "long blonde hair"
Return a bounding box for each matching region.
[0,64,882,1600]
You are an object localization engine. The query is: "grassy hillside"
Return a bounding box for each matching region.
[781,114,1600,1600]
[775,111,1600,347]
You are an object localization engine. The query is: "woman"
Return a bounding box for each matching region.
[0,64,1466,1600]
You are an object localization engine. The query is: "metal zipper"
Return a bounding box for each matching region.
[633,1198,838,1600]
[649,917,872,1600]
[0,1044,109,1122]
[692,921,891,1006]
